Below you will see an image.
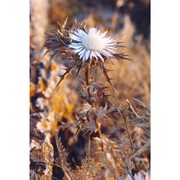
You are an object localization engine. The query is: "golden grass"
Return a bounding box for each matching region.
[30,0,150,179]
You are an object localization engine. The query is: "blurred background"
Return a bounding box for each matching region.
[30,0,150,105]
[30,0,150,179]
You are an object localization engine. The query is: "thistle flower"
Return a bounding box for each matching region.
[44,19,130,88]
[69,28,117,62]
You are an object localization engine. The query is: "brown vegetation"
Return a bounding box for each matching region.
[30,0,150,179]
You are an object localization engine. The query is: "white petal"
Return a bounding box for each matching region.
[106,49,116,54]
[104,46,116,52]
[89,28,97,34]
[101,49,112,57]
[90,51,94,60]
[95,51,104,61]
[82,55,86,61]
[72,47,84,53]
[70,34,82,42]
[105,45,116,48]
[92,51,98,60]
[105,46,116,51]
[77,29,87,37]
[104,37,116,43]
[104,42,116,47]
[69,43,83,49]
[104,40,116,44]
[104,37,113,41]
[84,50,91,60]
[79,48,87,59]
[74,31,82,37]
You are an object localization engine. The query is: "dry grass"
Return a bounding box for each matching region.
[30,0,150,179]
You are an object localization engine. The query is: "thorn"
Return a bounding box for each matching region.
[60,67,68,71]
[75,64,82,77]
[126,99,140,118]
[109,77,115,81]
[57,74,63,78]
[62,17,68,29]
[42,49,50,59]
[107,58,115,65]
[104,68,114,72]
[55,78,63,89]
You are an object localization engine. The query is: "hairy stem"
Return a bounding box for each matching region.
[85,64,91,97]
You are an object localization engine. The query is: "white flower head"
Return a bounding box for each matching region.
[45,18,129,87]
[69,27,117,62]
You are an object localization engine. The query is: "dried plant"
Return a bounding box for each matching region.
[44,18,130,90]
[43,18,150,179]
[30,13,150,180]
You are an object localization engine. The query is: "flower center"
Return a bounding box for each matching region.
[82,33,104,51]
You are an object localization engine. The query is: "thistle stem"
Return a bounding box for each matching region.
[85,64,102,138]
[85,64,91,97]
